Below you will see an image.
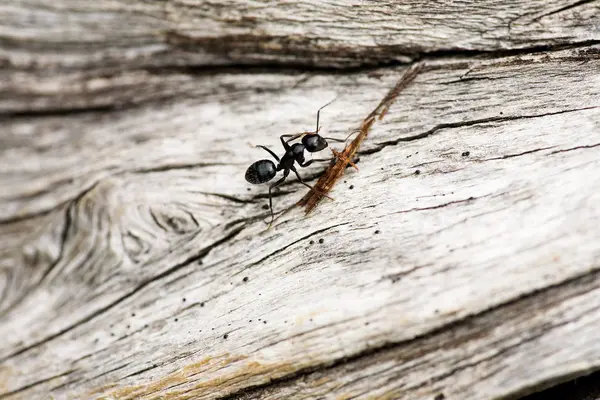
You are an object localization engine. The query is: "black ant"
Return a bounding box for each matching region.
[245,100,357,226]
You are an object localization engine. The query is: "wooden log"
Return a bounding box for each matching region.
[1,1,600,399]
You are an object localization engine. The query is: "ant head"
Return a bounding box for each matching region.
[245,159,277,184]
[302,134,328,153]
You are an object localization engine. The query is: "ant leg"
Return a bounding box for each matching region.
[256,145,280,162]
[282,130,317,143]
[280,132,311,148]
[297,158,336,168]
[298,159,314,168]
[291,166,334,201]
[267,170,289,227]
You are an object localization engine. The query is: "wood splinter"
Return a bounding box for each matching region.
[297,62,425,213]
[330,148,359,171]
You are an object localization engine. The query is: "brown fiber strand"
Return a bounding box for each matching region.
[297,62,424,213]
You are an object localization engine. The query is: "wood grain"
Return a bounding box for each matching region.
[2,44,600,398]
[1,2,600,399]
[2,0,600,113]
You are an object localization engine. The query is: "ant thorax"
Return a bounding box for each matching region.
[291,143,304,157]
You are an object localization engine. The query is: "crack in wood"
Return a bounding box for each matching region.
[549,142,600,154]
[132,162,230,174]
[391,196,482,215]
[3,41,599,118]
[0,370,75,399]
[230,222,349,278]
[531,0,600,22]
[87,362,132,382]
[480,146,558,161]
[363,106,600,156]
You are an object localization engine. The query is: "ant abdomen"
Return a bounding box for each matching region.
[245,159,277,184]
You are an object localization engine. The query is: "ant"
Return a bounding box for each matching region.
[245,99,358,226]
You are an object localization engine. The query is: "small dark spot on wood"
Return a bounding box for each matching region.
[468,196,475,201]
[462,151,470,157]
[365,322,370,326]
[182,298,186,302]
[309,240,314,245]
[381,167,384,170]
[434,309,440,314]
[258,318,261,321]
[224,334,228,339]
[344,180,347,183]
[415,152,419,154]
[201,302,205,307]
[349,185,354,189]
[131,313,136,317]
[434,394,445,400]
[262,204,269,210]
[243,276,249,282]
[407,154,412,158]
[144,324,148,328]
[249,320,252,322]
[374,230,380,234]
[415,170,421,175]
[247,188,251,191]
[318,238,324,244]
[228,323,231,326]
[263,321,267,324]
[174,318,178,322]
[94,338,99,343]
[110,333,115,337]
[212,328,215,330]
[153,364,157,368]
[198,259,203,265]
[500,111,504,115]
[126,325,130,329]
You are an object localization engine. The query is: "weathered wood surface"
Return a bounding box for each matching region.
[1,1,600,400]
[2,0,600,113]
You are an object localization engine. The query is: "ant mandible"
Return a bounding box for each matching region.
[245,99,357,226]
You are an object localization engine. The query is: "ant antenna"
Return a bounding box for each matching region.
[322,129,362,143]
[315,97,337,134]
